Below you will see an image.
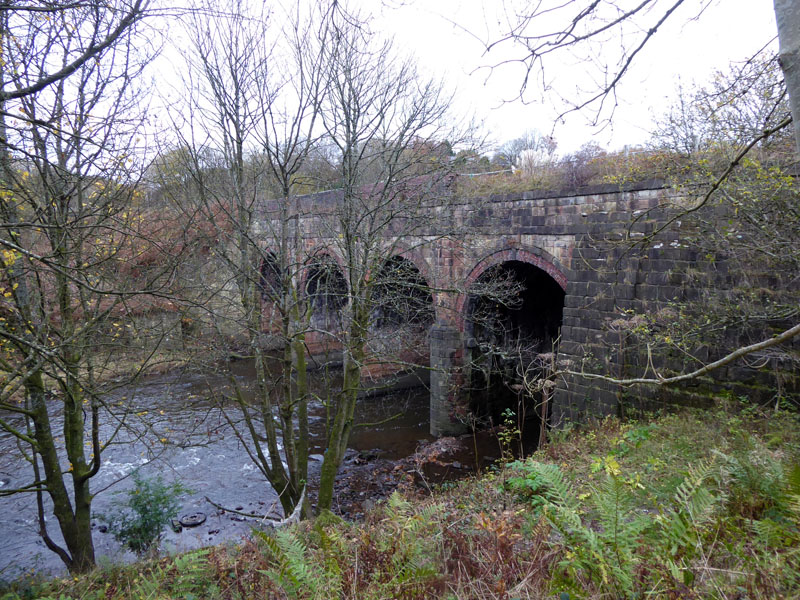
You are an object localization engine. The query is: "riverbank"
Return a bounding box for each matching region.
[4,400,798,599]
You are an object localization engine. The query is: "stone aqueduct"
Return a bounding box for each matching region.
[258,180,796,437]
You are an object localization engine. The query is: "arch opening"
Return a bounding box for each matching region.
[367,256,435,372]
[372,256,434,330]
[465,260,565,445]
[259,252,283,300]
[306,256,347,330]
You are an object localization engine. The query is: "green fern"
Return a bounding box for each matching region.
[659,460,719,557]
[786,462,800,496]
[522,458,725,598]
[521,461,649,598]
[748,461,800,588]
[654,460,721,589]
[715,444,787,519]
[316,528,344,586]
[376,492,441,594]
[386,490,411,516]
[255,527,342,599]
[167,549,217,599]
[595,474,650,592]
[128,565,164,599]
[253,530,331,598]
[751,517,787,545]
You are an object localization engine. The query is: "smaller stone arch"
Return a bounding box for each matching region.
[304,252,348,330]
[298,247,349,305]
[259,251,287,336]
[371,255,435,329]
[259,251,283,300]
[386,246,435,290]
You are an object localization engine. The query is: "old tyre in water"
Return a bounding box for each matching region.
[179,512,206,527]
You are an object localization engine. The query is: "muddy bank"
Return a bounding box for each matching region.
[328,430,517,519]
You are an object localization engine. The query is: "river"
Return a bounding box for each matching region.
[0,363,438,579]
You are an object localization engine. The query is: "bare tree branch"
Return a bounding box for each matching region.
[0,0,148,102]
[568,321,800,387]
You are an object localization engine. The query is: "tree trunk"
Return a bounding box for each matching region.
[27,372,96,573]
[317,301,367,511]
[775,0,800,154]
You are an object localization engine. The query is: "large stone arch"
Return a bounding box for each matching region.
[430,245,568,437]
[464,248,566,429]
[455,246,567,319]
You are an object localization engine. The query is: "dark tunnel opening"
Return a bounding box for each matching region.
[259,252,283,300]
[372,256,434,330]
[465,260,565,446]
[306,256,348,330]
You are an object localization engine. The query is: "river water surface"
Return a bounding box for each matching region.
[0,363,436,579]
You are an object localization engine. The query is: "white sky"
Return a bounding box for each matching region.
[153,1,780,158]
[361,0,779,154]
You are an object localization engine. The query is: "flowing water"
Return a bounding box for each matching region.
[0,363,437,579]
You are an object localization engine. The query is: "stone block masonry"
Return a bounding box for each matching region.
[257,180,799,436]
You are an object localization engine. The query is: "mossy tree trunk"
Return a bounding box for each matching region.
[0,1,155,573]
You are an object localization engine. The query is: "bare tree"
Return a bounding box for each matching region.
[485,0,706,124]
[652,53,790,159]
[489,1,800,154]
[0,2,168,573]
[166,0,334,518]
[0,0,149,103]
[311,4,474,512]
[168,0,476,518]
[584,52,799,391]
[495,130,557,174]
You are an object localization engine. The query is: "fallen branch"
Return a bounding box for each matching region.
[204,495,280,520]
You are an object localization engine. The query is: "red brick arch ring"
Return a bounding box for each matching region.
[258,247,350,295]
[262,246,433,299]
[454,247,568,322]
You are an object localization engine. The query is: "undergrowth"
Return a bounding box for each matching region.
[3,401,798,599]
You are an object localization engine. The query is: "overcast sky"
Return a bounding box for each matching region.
[361,0,779,154]
[156,1,780,157]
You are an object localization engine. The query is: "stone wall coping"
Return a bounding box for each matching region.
[480,178,670,204]
[266,178,673,210]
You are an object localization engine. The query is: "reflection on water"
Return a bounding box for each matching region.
[0,364,433,579]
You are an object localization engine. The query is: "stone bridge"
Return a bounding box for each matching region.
[258,180,796,438]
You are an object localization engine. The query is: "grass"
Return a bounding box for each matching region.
[3,399,799,599]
